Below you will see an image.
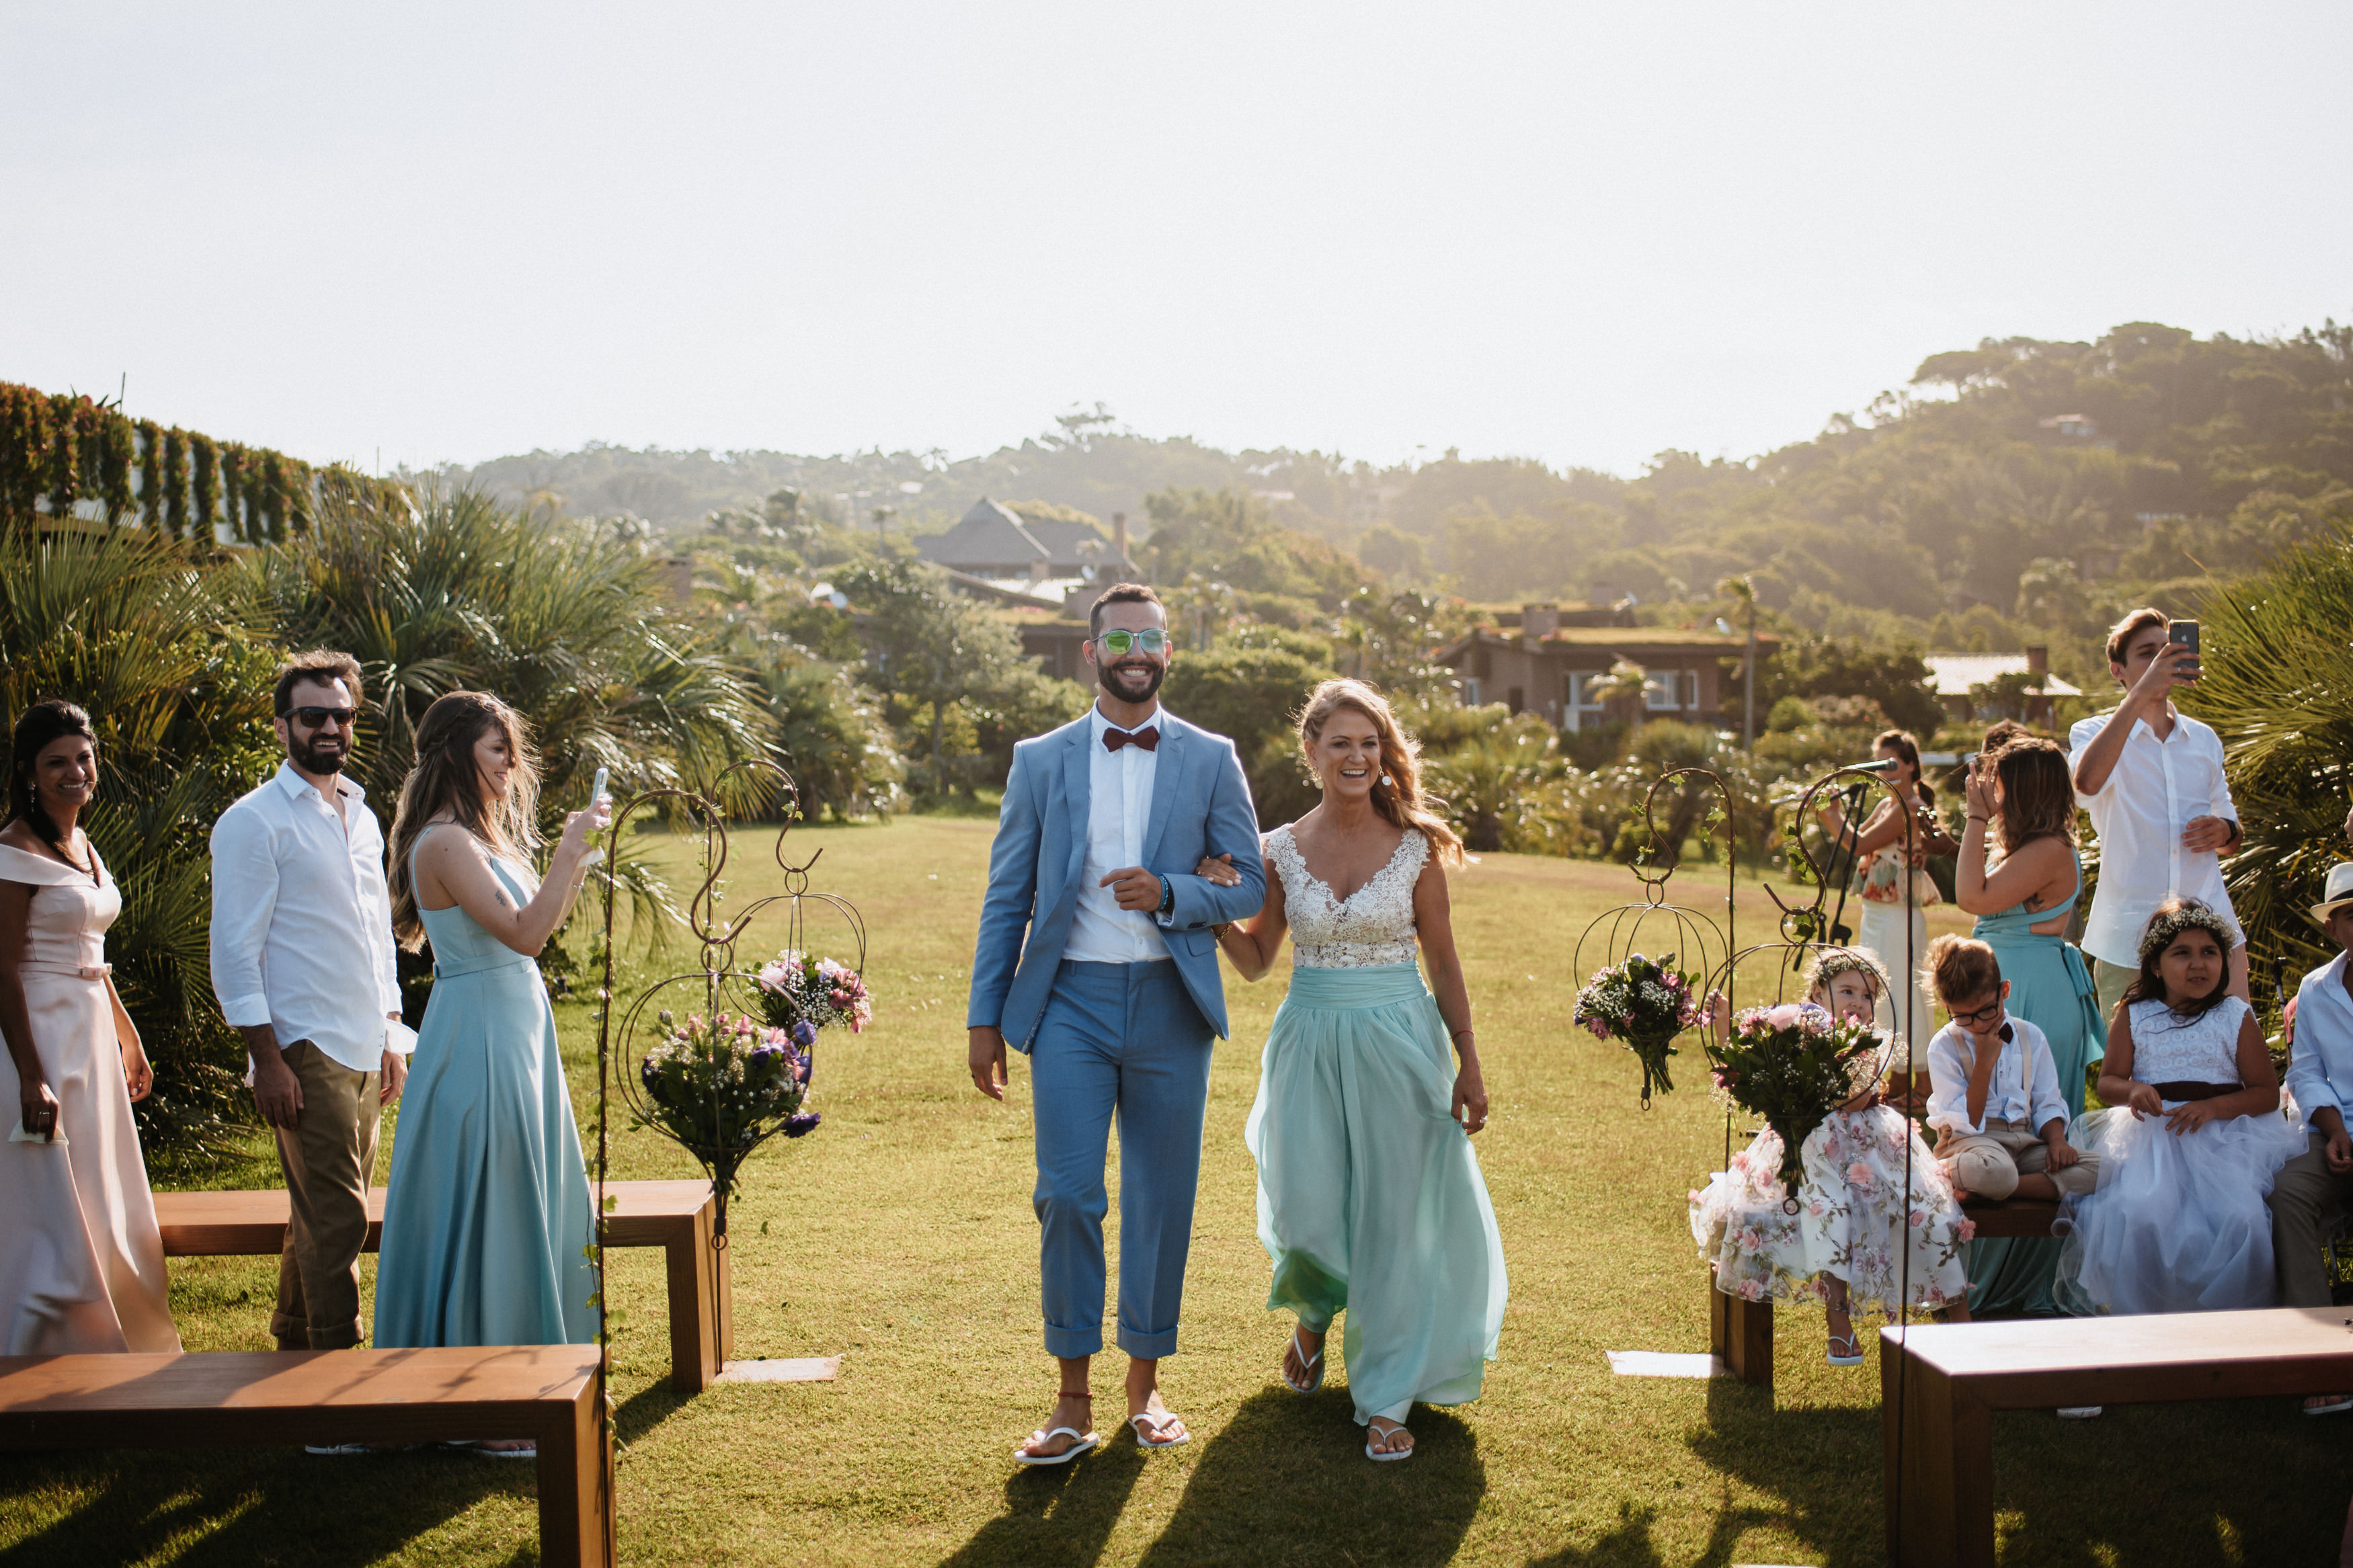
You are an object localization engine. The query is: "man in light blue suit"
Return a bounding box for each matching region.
[968,582,1266,1464]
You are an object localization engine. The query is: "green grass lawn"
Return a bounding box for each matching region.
[3,815,2347,1565]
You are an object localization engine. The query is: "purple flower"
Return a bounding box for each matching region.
[785,1111,822,1138]
[791,1020,817,1048]
[793,1050,811,1085]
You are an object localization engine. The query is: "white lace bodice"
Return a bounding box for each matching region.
[2127,995,2249,1085]
[1267,823,1427,968]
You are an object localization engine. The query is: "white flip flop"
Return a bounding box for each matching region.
[1012,1426,1098,1466]
[1129,1411,1190,1450]
[1364,1417,1414,1462]
[1283,1328,1325,1393]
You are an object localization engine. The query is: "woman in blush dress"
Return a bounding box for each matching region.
[374,693,608,1454]
[1198,678,1505,1464]
[0,700,180,1355]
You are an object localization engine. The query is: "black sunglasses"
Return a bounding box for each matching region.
[286,706,358,729]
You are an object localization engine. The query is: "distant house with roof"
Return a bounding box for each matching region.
[1431,604,1774,731]
[916,497,1139,608]
[1924,646,2080,728]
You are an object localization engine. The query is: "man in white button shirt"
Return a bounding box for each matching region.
[209,652,409,1353]
[2069,607,2247,1020]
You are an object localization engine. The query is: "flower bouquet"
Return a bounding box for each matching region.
[1705,1001,1881,1199]
[635,1009,819,1202]
[1573,951,1720,1104]
[755,948,873,1036]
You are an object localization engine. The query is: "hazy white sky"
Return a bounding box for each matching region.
[3,3,2348,478]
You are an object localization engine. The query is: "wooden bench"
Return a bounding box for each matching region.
[1881,1308,2353,1568]
[154,1179,731,1394]
[1709,1197,2059,1388]
[0,1346,611,1565]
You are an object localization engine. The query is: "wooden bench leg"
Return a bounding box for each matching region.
[537,1379,614,1568]
[664,1200,731,1393]
[1882,1333,1989,1568]
[1709,1281,1773,1390]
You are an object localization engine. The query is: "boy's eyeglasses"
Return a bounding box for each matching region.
[1094,629,1169,657]
[286,706,358,729]
[1950,998,2005,1028]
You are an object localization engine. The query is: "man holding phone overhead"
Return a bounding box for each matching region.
[2069,608,2249,1018]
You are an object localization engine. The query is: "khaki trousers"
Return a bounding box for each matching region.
[2093,958,2135,1027]
[269,1039,380,1350]
[1938,1116,2099,1201]
[2266,1131,2353,1308]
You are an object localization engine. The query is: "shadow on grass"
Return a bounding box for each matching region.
[937,1437,1149,1568]
[1135,1387,1484,1567]
[0,1445,526,1568]
[1674,1370,2353,1567]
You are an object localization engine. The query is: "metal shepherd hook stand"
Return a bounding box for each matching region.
[584,759,867,1509]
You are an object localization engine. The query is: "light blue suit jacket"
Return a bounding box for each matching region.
[967,708,1267,1050]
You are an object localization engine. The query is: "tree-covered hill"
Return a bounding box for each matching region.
[440,319,2351,680]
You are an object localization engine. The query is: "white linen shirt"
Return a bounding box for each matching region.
[1062,702,1173,964]
[1925,1016,2069,1137]
[209,762,405,1076]
[2286,952,2353,1126]
[2069,706,2241,968]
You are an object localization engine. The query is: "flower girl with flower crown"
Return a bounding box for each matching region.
[1689,948,1972,1365]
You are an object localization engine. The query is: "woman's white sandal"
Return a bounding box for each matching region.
[1012,1392,1098,1466]
[1128,1409,1191,1450]
[1827,1330,1865,1367]
[1283,1328,1325,1393]
[1364,1417,1414,1462]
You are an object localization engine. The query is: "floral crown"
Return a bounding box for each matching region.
[1801,946,1888,1000]
[2136,900,2240,964]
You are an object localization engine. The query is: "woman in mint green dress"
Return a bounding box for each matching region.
[376,693,609,1417]
[1201,679,1505,1463]
[1950,737,2104,1315]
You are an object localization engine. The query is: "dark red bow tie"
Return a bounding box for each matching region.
[1103,725,1160,753]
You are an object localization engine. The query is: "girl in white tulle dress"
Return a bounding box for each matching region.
[2056,899,2301,1316]
[1689,948,1971,1365]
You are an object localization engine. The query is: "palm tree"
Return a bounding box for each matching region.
[1425,729,1564,853]
[2184,513,2353,985]
[0,523,274,1167]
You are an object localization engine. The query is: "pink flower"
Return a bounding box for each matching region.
[1847,1161,1873,1185]
[1765,1003,1804,1030]
[1808,1200,1826,1216]
[1908,1208,1926,1229]
[1739,1278,1764,1301]
[1730,1151,1751,1172]
[1955,1219,1977,1241]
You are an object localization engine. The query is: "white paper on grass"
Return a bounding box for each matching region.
[1604,1350,1728,1378]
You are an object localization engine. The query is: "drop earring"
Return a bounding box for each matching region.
[1380,774,1393,788]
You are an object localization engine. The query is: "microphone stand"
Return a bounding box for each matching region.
[1819,780,1871,946]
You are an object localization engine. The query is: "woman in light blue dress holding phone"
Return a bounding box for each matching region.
[374,692,609,1430]
[1201,679,1506,1464]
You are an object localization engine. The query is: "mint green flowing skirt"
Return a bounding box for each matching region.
[1242,962,1507,1425]
[1962,915,2106,1316]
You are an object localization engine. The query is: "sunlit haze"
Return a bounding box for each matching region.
[3,2,2347,476]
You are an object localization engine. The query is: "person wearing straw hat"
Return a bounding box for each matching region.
[2265,862,2353,1415]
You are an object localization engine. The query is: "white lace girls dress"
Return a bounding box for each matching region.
[2055,995,2302,1315]
[1241,825,1508,1430]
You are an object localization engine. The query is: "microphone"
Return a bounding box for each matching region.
[1845,757,1901,773]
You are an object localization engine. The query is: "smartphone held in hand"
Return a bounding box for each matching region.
[2169,618,2200,681]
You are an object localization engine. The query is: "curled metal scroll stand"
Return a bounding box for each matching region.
[1570,766,1735,1118]
[586,760,866,1472]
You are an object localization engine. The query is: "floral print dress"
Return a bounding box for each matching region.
[1689,1104,1972,1313]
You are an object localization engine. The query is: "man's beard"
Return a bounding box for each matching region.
[291,733,348,775]
[1099,659,1165,704]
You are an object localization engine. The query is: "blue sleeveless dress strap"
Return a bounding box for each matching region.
[374,845,596,1348]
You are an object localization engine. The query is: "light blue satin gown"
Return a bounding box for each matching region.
[374,849,595,1348]
[1961,851,2105,1317]
[1243,825,1507,1427]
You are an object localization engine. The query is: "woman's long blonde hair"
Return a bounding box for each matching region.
[1296,678,1464,866]
[387,690,543,950]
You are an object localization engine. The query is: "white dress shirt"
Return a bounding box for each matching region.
[1063,703,1172,965]
[1926,1016,2069,1137]
[210,762,405,1076]
[2069,706,2241,968]
[2287,952,2353,1126]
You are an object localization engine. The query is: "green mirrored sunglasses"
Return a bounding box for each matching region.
[1095,628,1170,655]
